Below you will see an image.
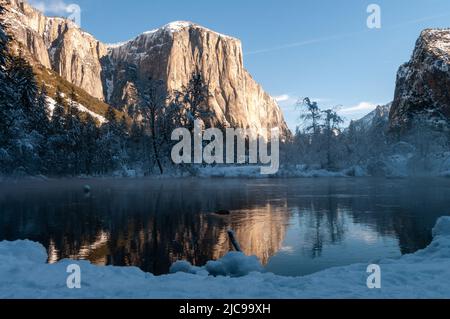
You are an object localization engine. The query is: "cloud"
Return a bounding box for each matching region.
[274,94,290,103]
[28,0,76,15]
[245,13,450,56]
[340,102,377,113]
[245,30,368,56]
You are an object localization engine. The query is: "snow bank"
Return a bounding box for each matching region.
[171,252,264,277]
[197,166,264,178]
[1,217,450,299]
[196,165,368,178]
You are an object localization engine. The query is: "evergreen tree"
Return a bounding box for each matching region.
[96,106,123,174]
[299,98,321,135]
[181,72,212,129]
[105,105,117,128]
[51,88,66,134]
[65,87,83,174]
[8,50,38,120]
[0,7,14,172]
[46,88,67,175]
[34,84,50,135]
[80,114,99,175]
[2,48,40,174]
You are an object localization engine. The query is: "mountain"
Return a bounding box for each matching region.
[390,29,450,131]
[2,0,289,136]
[351,103,391,132]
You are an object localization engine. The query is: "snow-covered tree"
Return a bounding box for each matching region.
[181,72,213,129]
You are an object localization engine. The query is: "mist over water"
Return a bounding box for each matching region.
[0,177,448,276]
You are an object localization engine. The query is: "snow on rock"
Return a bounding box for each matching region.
[1,217,450,298]
[390,28,450,129]
[73,101,107,124]
[107,21,236,49]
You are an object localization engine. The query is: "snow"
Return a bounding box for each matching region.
[46,97,57,115]
[1,217,450,299]
[105,41,130,49]
[171,252,264,277]
[46,97,106,124]
[107,21,237,49]
[196,165,368,178]
[197,166,263,178]
[105,78,114,102]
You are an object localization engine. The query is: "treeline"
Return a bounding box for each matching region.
[283,97,450,175]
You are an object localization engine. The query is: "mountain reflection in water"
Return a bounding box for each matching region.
[0,178,448,276]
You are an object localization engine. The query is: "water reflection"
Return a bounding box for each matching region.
[0,178,448,276]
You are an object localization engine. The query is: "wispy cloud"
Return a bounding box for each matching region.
[340,102,378,113]
[274,94,290,103]
[246,30,367,56]
[29,0,75,15]
[274,94,332,106]
[245,12,450,56]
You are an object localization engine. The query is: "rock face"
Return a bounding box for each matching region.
[390,29,450,130]
[107,21,288,135]
[3,1,289,135]
[3,0,107,100]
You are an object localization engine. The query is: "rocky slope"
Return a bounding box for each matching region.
[390,29,450,130]
[352,103,391,132]
[2,0,289,135]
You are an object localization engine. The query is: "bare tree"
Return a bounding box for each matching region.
[138,78,168,175]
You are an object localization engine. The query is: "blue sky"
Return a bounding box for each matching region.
[29,0,450,130]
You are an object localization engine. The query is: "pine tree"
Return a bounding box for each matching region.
[34,84,50,135]
[47,88,67,175]
[181,72,212,129]
[80,114,99,175]
[65,87,83,174]
[51,88,66,134]
[0,6,13,172]
[3,47,41,174]
[128,117,146,167]
[105,105,117,128]
[96,106,124,174]
[8,50,38,120]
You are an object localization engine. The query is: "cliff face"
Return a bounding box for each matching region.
[3,0,107,100]
[390,29,450,130]
[3,1,289,135]
[107,22,288,135]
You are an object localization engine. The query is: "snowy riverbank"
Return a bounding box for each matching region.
[1,217,450,299]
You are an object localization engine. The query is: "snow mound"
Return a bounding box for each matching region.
[171,252,264,277]
[432,216,450,238]
[0,240,47,264]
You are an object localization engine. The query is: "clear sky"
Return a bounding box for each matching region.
[29,0,450,130]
